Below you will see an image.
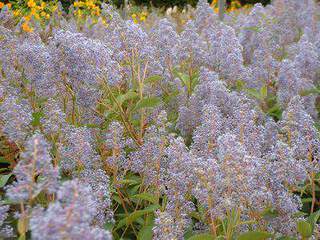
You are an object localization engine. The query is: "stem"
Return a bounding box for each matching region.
[218,0,226,21]
[311,172,316,213]
[102,80,142,146]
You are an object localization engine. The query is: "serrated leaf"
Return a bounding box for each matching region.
[0,173,12,188]
[187,233,214,240]
[132,193,158,204]
[297,221,312,238]
[133,97,161,111]
[137,225,153,240]
[238,231,273,240]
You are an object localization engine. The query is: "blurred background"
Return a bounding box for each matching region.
[56,0,271,9]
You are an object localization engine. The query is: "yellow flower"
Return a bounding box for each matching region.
[210,0,218,8]
[25,14,32,21]
[0,2,4,9]
[40,11,46,17]
[214,7,219,13]
[31,8,37,15]
[13,10,21,17]
[27,0,36,8]
[22,22,33,33]
[85,0,95,8]
[131,13,137,19]
[76,9,82,17]
[45,13,50,19]
[93,7,100,16]
[140,15,146,22]
[41,2,46,8]
[74,1,84,7]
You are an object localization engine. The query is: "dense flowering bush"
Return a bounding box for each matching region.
[0,0,320,239]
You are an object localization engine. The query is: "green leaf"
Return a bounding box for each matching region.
[260,85,268,99]
[31,111,44,127]
[246,88,261,100]
[145,75,162,84]
[133,97,161,111]
[236,80,246,90]
[132,193,158,204]
[0,173,12,188]
[116,91,139,106]
[104,222,114,232]
[261,208,278,220]
[307,209,320,231]
[300,88,320,96]
[116,205,160,230]
[126,205,159,225]
[238,231,273,240]
[297,221,312,238]
[187,233,214,240]
[137,225,153,240]
[117,179,140,185]
[0,156,10,164]
[243,26,261,32]
[276,237,297,240]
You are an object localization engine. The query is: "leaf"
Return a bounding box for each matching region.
[145,75,162,84]
[261,208,278,220]
[243,26,261,32]
[260,85,268,99]
[117,179,140,185]
[132,193,158,204]
[126,205,160,225]
[236,80,246,90]
[307,209,320,231]
[137,225,153,240]
[116,91,138,106]
[246,88,261,100]
[238,231,273,240]
[104,222,114,232]
[133,97,161,111]
[31,111,44,127]
[297,221,312,238]
[0,156,10,164]
[187,233,214,240]
[115,205,160,230]
[0,173,12,188]
[300,88,320,96]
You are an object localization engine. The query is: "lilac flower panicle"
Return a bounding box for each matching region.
[60,126,101,171]
[6,133,59,202]
[0,95,33,144]
[30,180,112,240]
[0,205,14,238]
[79,169,114,226]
